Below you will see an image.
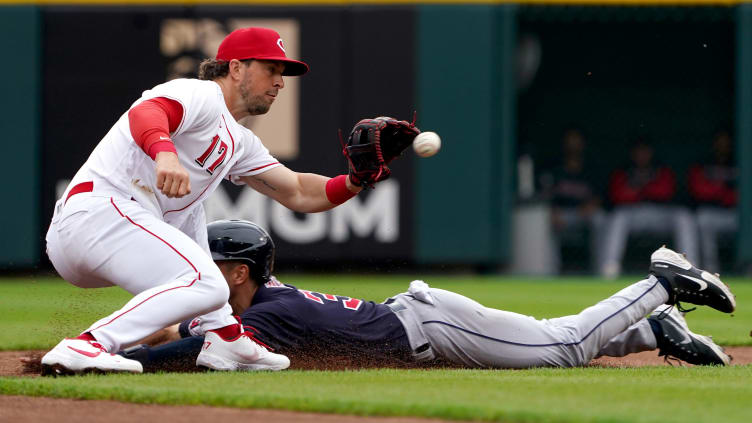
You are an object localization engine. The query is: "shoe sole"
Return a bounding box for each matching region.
[41,350,143,376]
[41,363,141,377]
[691,332,731,366]
[197,352,289,371]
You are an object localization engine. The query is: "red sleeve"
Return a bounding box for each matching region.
[128,97,184,160]
[641,167,675,202]
[723,190,738,206]
[608,170,642,204]
[688,165,738,206]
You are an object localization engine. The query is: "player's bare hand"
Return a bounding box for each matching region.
[155,152,191,198]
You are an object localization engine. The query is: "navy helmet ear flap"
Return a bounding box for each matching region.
[207,220,275,283]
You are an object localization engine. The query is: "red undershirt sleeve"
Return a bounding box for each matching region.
[128,97,184,160]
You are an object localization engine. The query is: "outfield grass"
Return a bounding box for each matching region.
[1,275,750,349]
[1,275,750,422]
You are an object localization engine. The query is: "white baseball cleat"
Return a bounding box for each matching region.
[41,338,143,376]
[196,330,290,371]
[649,246,736,313]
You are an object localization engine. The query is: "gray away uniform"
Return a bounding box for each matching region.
[387,276,667,368]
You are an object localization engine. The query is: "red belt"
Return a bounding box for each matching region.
[65,181,93,204]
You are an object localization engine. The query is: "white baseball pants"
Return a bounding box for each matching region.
[46,193,236,352]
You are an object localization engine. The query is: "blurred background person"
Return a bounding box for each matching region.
[539,128,605,273]
[688,130,738,273]
[600,137,698,278]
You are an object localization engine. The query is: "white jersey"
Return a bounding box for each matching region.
[65,78,281,227]
[46,78,280,353]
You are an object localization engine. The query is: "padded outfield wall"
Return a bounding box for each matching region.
[0,1,749,272]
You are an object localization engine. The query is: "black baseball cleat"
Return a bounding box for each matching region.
[649,246,736,313]
[648,305,731,366]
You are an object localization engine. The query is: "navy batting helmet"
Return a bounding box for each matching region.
[207,219,275,283]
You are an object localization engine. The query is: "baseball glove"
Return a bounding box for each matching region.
[341,116,421,188]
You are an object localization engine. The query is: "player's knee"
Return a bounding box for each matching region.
[200,269,230,309]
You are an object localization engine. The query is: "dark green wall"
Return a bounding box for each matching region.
[415,5,516,265]
[736,5,752,266]
[517,12,734,202]
[0,7,40,267]
[1,4,748,271]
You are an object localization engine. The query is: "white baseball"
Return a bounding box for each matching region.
[412,131,441,158]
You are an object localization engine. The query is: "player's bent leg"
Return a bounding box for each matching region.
[94,198,287,371]
[596,304,730,366]
[442,277,665,368]
[43,196,236,374]
[392,279,665,369]
[595,319,656,358]
[543,276,668,366]
[87,269,231,353]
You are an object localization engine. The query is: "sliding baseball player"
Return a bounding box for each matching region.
[120,220,734,371]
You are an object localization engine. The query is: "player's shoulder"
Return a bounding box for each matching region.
[142,78,222,104]
[251,277,295,304]
[150,78,216,91]
[232,121,261,142]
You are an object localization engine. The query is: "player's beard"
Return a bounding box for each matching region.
[239,82,272,116]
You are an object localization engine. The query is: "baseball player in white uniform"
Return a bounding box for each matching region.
[41,27,364,375]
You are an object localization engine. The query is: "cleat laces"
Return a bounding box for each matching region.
[676,303,697,314]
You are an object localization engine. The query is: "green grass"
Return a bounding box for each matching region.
[1,275,750,349]
[1,275,750,422]
[1,366,750,423]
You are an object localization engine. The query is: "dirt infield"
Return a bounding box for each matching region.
[2,348,750,423]
[590,346,752,367]
[0,395,458,423]
[2,348,751,377]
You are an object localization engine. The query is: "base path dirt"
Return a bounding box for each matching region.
[3,348,751,377]
[0,395,457,423]
[590,346,752,367]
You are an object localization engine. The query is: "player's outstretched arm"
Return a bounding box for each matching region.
[241,166,362,213]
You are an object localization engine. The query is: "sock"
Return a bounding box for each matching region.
[647,318,664,348]
[75,332,96,342]
[211,323,241,341]
[656,276,672,298]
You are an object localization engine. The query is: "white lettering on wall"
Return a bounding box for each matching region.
[205,180,400,244]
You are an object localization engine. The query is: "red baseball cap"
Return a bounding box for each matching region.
[216,27,309,76]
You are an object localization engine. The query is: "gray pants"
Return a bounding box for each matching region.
[551,207,606,273]
[696,206,737,273]
[388,277,666,368]
[600,205,698,278]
